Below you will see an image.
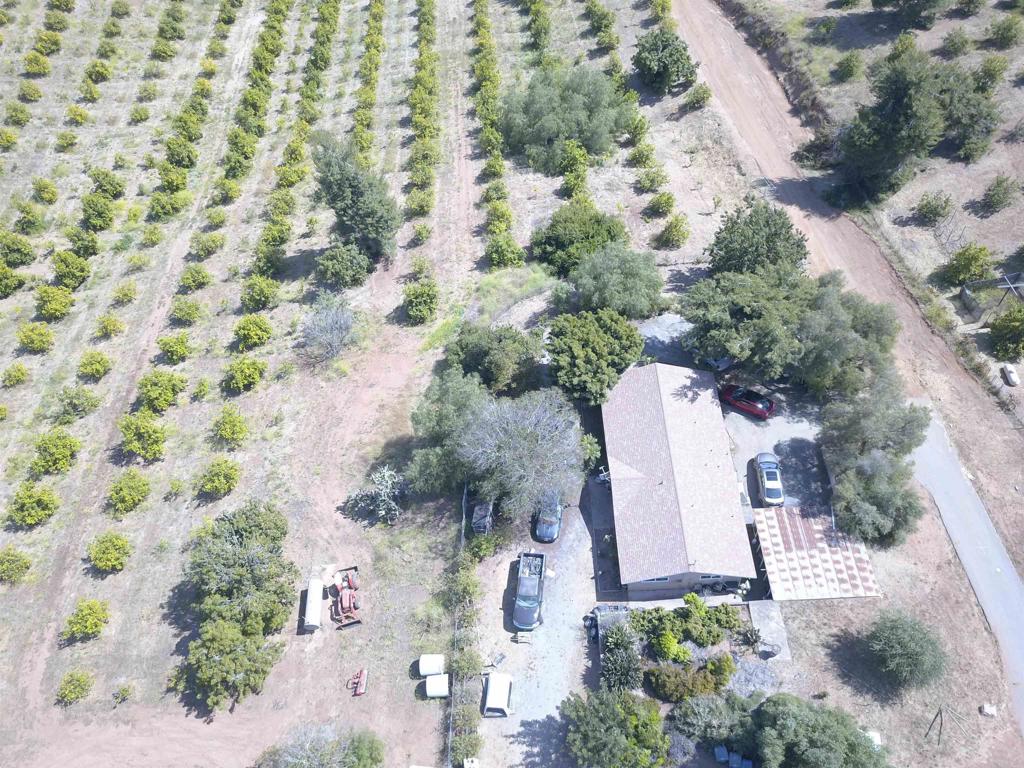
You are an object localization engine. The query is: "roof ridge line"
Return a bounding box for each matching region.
[652,363,691,573]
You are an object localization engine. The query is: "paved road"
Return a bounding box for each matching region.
[672,0,1024,731]
[912,416,1024,722]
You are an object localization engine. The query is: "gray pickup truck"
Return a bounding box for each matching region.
[512,552,546,631]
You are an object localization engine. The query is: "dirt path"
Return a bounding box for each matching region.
[672,0,1024,570]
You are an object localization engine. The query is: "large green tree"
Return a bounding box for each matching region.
[833,451,924,545]
[741,694,890,768]
[548,309,644,404]
[177,620,283,711]
[707,197,808,275]
[311,133,401,261]
[569,242,664,319]
[632,28,697,95]
[841,41,945,195]
[498,65,635,174]
[446,322,541,393]
[561,689,669,768]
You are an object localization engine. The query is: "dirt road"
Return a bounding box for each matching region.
[673,0,1024,731]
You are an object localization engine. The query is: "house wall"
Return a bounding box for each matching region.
[624,572,735,601]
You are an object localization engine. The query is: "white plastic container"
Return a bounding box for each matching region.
[303,577,323,632]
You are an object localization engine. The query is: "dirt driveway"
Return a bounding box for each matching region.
[474,479,607,768]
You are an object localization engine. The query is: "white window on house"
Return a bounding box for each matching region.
[642,576,669,583]
[699,574,723,581]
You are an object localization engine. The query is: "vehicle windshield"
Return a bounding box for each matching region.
[538,511,559,525]
[765,487,783,500]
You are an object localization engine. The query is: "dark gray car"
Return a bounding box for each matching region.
[512,552,546,631]
[533,491,563,543]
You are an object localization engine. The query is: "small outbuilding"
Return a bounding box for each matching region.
[601,363,757,599]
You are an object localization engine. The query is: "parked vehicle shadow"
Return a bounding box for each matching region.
[773,437,830,510]
[501,558,518,635]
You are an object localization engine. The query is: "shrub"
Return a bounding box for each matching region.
[24,51,51,76]
[975,55,1008,94]
[2,362,29,387]
[87,531,131,573]
[651,629,692,664]
[988,16,1022,50]
[137,370,187,413]
[498,66,635,174]
[19,81,43,103]
[111,282,136,307]
[570,242,664,319]
[989,305,1024,360]
[189,232,225,260]
[55,384,100,423]
[240,275,279,313]
[170,297,203,325]
[645,665,693,702]
[140,225,164,247]
[485,233,526,269]
[111,0,130,17]
[213,404,248,449]
[982,175,1018,213]
[223,356,267,393]
[957,0,982,13]
[942,27,971,58]
[43,11,69,32]
[5,101,30,127]
[706,652,736,688]
[31,426,80,475]
[56,671,94,706]
[404,278,439,324]
[1,229,35,265]
[18,322,55,353]
[315,242,371,289]
[55,131,77,151]
[78,351,112,381]
[547,309,644,404]
[0,545,31,584]
[301,293,356,362]
[84,59,112,83]
[531,197,628,275]
[66,226,99,257]
[234,314,273,350]
[53,250,90,289]
[943,243,994,285]
[66,105,89,126]
[129,105,150,124]
[0,264,25,297]
[867,611,946,689]
[833,52,863,83]
[684,82,713,109]
[14,202,44,235]
[157,332,192,363]
[633,28,696,94]
[914,191,953,224]
[180,264,212,292]
[7,481,60,526]
[197,457,240,498]
[88,167,126,198]
[448,323,540,393]
[645,191,675,218]
[35,285,74,320]
[95,313,126,338]
[654,214,691,249]
[107,468,150,517]
[61,599,110,642]
[0,129,17,150]
[118,411,167,461]
[600,624,643,691]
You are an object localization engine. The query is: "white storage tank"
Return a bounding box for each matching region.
[418,654,445,676]
[303,577,323,632]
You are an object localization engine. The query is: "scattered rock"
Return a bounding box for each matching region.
[980,702,997,718]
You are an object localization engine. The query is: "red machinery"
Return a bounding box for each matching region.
[329,566,362,629]
[347,668,368,696]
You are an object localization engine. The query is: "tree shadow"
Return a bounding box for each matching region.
[510,714,575,768]
[806,11,903,52]
[825,628,900,704]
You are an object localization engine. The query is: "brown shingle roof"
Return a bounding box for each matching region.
[601,363,757,584]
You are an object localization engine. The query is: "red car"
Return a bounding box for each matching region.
[719,384,776,420]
